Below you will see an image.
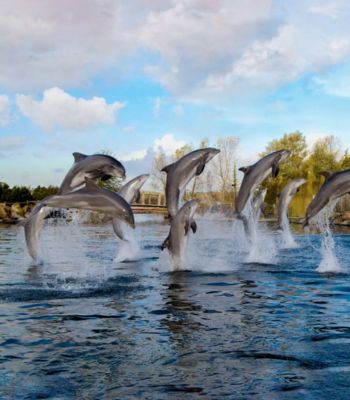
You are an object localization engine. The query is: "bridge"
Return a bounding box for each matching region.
[132,191,167,214]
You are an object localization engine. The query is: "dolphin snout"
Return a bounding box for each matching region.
[205,148,220,162]
[280,150,291,162]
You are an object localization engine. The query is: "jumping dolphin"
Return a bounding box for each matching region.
[161,148,219,220]
[236,150,291,216]
[23,204,50,262]
[161,199,199,270]
[40,179,134,226]
[112,174,150,241]
[23,180,135,261]
[252,188,267,220]
[59,152,126,194]
[278,178,306,229]
[304,169,350,227]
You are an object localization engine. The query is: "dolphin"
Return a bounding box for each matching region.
[304,169,350,227]
[112,174,150,241]
[23,204,50,262]
[40,179,135,226]
[59,152,126,194]
[252,188,267,220]
[236,150,291,216]
[161,148,219,220]
[23,180,135,261]
[161,199,199,270]
[277,178,306,229]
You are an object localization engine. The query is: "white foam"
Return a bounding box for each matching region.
[311,200,345,273]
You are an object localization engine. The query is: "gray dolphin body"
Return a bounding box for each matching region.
[112,174,150,241]
[40,180,135,226]
[235,150,291,216]
[304,169,350,227]
[59,152,126,195]
[23,180,134,261]
[278,178,306,229]
[24,204,50,262]
[162,148,220,220]
[161,200,199,270]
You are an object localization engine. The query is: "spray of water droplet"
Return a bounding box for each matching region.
[240,200,278,265]
[279,214,298,249]
[114,223,140,263]
[310,200,344,273]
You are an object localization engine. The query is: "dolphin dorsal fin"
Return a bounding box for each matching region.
[320,170,333,180]
[239,166,251,174]
[161,163,175,174]
[73,152,87,163]
[84,178,100,189]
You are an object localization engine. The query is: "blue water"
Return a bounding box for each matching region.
[1,217,350,399]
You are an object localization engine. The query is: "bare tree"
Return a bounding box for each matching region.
[151,148,168,191]
[211,137,239,202]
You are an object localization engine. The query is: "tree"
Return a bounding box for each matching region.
[0,182,10,202]
[151,148,168,191]
[97,149,125,192]
[32,185,59,201]
[307,135,339,178]
[211,136,239,202]
[6,186,33,203]
[339,150,350,169]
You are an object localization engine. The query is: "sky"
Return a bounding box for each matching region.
[1,0,350,187]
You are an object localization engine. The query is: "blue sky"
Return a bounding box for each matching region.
[1,0,350,187]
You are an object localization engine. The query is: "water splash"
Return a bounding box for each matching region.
[239,200,278,265]
[114,223,140,263]
[279,215,298,249]
[311,200,344,273]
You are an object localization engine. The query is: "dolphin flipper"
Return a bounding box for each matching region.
[196,162,205,176]
[134,189,141,204]
[272,161,279,178]
[161,235,170,250]
[191,220,197,233]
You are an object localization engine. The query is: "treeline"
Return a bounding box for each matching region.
[0,182,58,203]
[260,132,350,216]
[152,131,350,217]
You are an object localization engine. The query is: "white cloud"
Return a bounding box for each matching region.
[122,126,135,133]
[0,135,25,150]
[0,0,140,91]
[120,149,147,161]
[308,2,347,19]
[0,95,11,126]
[1,1,350,101]
[153,133,186,155]
[16,87,125,131]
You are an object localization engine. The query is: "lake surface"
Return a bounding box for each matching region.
[1,216,350,399]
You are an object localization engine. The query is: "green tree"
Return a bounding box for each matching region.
[339,150,350,169]
[7,186,33,203]
[97,149,125,192]
[32,185,59,201]
[0,182,10,202]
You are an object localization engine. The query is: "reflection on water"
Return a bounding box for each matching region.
[1,217,350,398]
